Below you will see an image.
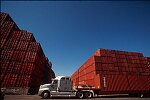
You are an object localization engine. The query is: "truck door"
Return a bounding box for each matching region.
[51,80,58,91]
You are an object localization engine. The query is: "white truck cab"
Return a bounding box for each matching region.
[38,76,94,99]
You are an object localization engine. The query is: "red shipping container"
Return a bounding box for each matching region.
[116,54,126,59]
[94,48,107,56]
[15,75,21,87]
[84,79,95,87]
[140,60,148,65]
[85,63,96,73]
[94,74,101,89]
[1,74,9,87]
[4,39,19,50]
[119,62,128,67]
[128,63,136,67]
[24,51,46,69]
[101,57,108,63]
[1,61,9,74]
[72,74,130,94]
[137,67,143,73]
[1,50,14,61]
[95,62,102,70]
[128,67,138,72]
[19,30,36,42]
[100,74,129,92]
[1,73,5,82]
[118,66,128,72]
[0,39,7,49]
[95,49,116,57]
[16,41,30,51]
[111,53,116,58]
[100,57,113,63]
[24,52,37,63]
[93,56,115,63]
[2,74,17,87]
[148,75,150,90]
[20,62,43,77]
[94,56,101,63]
[0,12,8,26]
[127,75,149,91]
[7,74,18,87]
[22,75,31,87]
[84,71,95,80]
[27,42,42,52]
[117,51,125,55]
[8,31,22,41]
[0,21,15,39]
[11,51,26,62]
[112,57,117,63]
[6,62,15,73]
[142,67,150,73]
[101,64,109,71]
[78,65,85,73]
[11,62,22,74]
[21,75,41,87]
[116,58,127,63]
[108,64,118,71]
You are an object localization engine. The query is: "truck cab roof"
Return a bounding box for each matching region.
[53,76,70,80]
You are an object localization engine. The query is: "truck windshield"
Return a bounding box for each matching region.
[52,80,58,84]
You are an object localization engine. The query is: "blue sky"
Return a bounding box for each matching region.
[1,1,150,76]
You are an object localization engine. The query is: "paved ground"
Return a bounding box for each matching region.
[4,95,150,100]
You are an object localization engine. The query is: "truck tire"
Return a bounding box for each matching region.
[84,91,93,98]
[42,91,50,99]
[76,91,84,99]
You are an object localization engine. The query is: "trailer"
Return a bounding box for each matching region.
[71,49,150,98]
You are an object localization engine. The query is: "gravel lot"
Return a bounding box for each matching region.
[4,95,150,100]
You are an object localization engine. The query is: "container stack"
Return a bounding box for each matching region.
[145,57,150,69]
[0,13,20,49]
[145,57,150,88]
[71,48,150,94]
[1,12,55,94]
[42,58,55,84]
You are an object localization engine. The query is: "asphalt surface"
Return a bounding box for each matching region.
[4,95,150,100]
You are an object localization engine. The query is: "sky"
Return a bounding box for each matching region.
[1,1,150,76]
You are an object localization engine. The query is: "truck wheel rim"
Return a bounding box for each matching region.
[78,92,83,98]
[44,93,49,98]
[86,92,92,98]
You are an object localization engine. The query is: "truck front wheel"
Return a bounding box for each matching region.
[42,91,50,99]
[76,91,84,99]
[84,91,93,98]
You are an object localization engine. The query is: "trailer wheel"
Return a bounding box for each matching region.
[42,91,50,99]
[84,91,93,98]
[76,91,84,99]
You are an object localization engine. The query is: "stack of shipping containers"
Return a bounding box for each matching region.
[1,12,55,94]
[145,57,150,89]
[71,48,150,95]
[42,58,55,84]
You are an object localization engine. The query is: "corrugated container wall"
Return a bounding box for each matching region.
[0,12,55,94]
[71,48,150,95]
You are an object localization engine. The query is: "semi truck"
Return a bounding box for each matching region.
[38,76,96,99]
[39,75,150,99]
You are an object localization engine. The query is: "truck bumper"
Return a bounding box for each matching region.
[38,90,43,96]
